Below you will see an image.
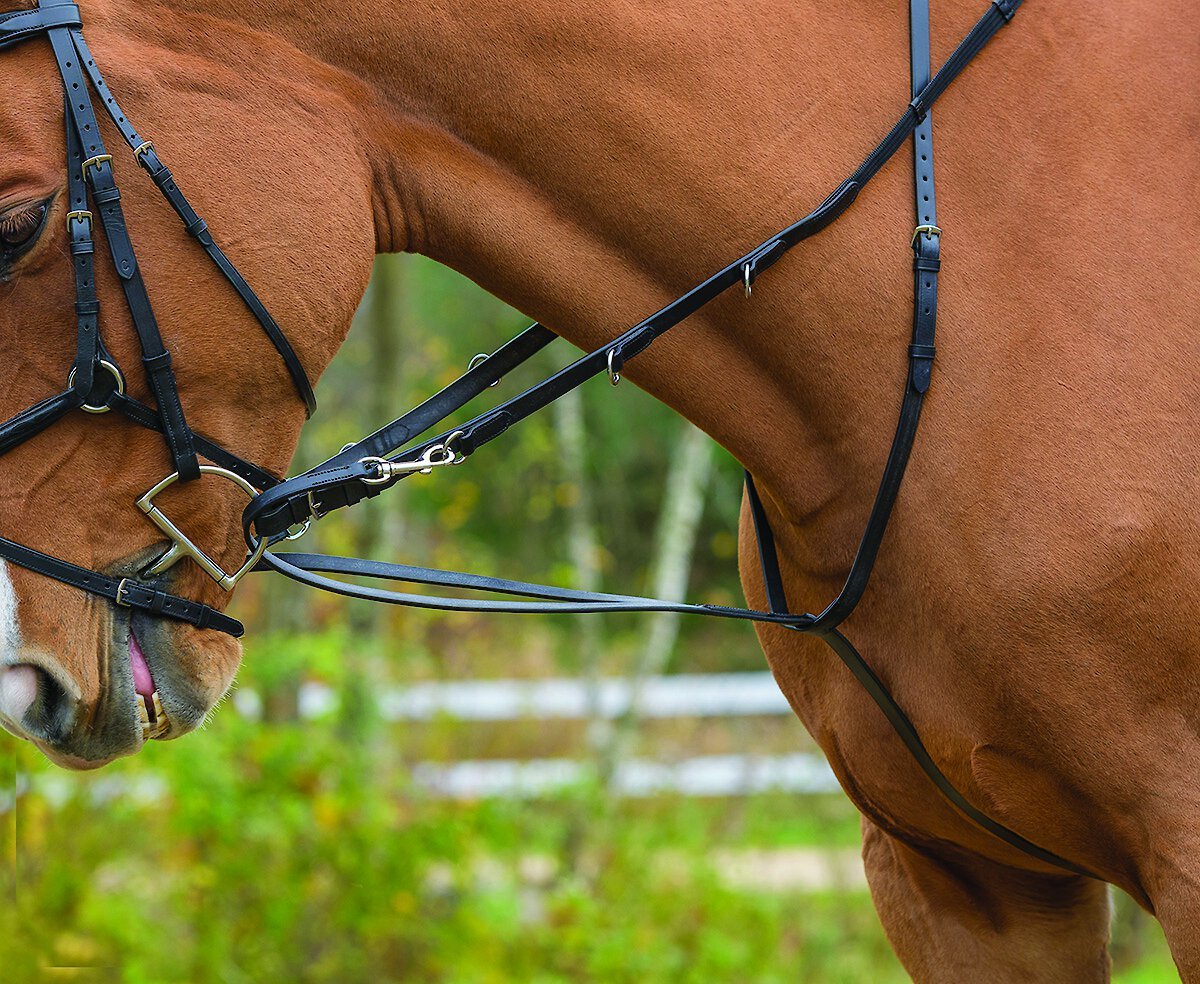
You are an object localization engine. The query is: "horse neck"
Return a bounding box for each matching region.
[189,0,995,526]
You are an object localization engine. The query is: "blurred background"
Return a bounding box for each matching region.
[1,256,1177,981]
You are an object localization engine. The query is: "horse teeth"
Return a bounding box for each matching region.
[137,691,170,741]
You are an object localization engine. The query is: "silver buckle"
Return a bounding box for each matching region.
[115,578,134,607]
[136,466,266,591]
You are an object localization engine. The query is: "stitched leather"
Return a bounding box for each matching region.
[0,3,77,49]
[69,29,318,416]
[0,536,243,636]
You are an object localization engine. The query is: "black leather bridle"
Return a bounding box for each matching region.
[0,0,1096,877]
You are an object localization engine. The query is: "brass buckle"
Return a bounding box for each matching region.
[911,224,942,246]
[132,141,154,165]
[136,466,267,591]
[65,209,93,232]
[81,154,114,178]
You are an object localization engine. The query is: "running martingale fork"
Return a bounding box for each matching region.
[0,1,1093,875]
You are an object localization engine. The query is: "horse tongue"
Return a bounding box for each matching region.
[129,632,155,699]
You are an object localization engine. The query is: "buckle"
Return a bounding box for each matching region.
[65,209,93,233]
[306,489,328,523]
[132,141,154,166]
[911,224,942,247]
[115,578,134,607]
[81,154,114,178]
[136,466,267,591]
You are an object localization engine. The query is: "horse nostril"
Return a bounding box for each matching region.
[0,665,39,723]
[0,664,74,741]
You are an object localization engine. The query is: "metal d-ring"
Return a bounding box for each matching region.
[67,359,125,414]
[137,466,266,591]
[607,349,621,387]
[468,353,502,388]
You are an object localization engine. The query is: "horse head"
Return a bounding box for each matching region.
[0,0,379,768]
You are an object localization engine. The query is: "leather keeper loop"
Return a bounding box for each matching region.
[461,412,513,454]
[143,351,172,373]
[90,185,120,206]
[909,344,937,361]
[992,0,1018,23]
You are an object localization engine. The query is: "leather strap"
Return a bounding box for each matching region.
[247,323,555,537]
[244,0,1021,542]
[0,2,77,49]
[815,625,1095,877]
[0,536,243,637]
[45,16,202,481]
[255,550,816,625]
[68,29,318,417]
[0,390,84,456]
[108,393,282,493]
[64,94,103,401]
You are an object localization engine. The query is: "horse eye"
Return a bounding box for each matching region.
[0,199,51,257]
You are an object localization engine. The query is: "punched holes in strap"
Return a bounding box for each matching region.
[909,0,940,396]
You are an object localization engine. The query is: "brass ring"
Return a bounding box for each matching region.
[67,359,125,414]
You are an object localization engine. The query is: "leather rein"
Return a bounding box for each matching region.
[0,0,1096,878]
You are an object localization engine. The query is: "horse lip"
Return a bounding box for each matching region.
[125,614,210,740]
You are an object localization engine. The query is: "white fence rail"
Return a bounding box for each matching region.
[232,671,796,723]
[2,673,837,814]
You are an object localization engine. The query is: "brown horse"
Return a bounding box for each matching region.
[1,0,1197,977]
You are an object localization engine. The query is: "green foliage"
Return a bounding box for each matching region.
[2,700,904,982]
[0,626,1179,982]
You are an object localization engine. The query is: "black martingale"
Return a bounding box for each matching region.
[0,0,1096,876]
